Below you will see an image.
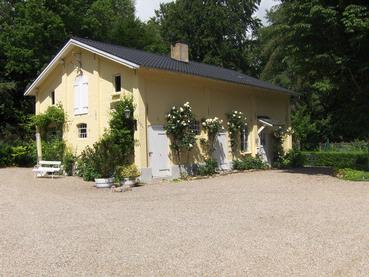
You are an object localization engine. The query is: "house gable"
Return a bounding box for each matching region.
[25,39,139,96]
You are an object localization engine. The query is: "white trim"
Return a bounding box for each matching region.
[24,39,139,96]
[258,119,274,127]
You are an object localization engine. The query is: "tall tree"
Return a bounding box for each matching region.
[154,0,262,75]
[260,0,369,149]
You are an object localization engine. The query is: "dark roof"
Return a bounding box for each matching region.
[72,37,294,95]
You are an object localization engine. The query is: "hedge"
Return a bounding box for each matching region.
[302,151,368,170]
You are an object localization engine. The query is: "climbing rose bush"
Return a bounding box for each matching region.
[164,102,196,173]
[227,111,247,152]
[201,117,224,157]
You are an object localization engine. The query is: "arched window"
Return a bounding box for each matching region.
[74,74,88,115]
[77,123,87,138]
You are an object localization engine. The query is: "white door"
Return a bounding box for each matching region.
[148,125,171,177]
[213,132,229,170]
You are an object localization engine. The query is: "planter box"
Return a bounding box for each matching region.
[95,178,114,188]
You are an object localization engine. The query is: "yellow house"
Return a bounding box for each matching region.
[25,37,295,182]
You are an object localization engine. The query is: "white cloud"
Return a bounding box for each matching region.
[135,0,280,24]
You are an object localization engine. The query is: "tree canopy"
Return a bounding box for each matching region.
[259,0,369,148]
[154,0,262,75]
[0,0,367,150]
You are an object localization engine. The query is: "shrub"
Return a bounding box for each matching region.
[279,149,305,169]
[42,138,65,161]
[0,142,13,167]
[232,155,268,170]
[11,143,36,167]
[197,158,218,176]
[63,151,75,176]
[336,168,369,182]
[115,164,141,181]
[164,102,196,175]
[302,151,368,170]
[77,135,123,181]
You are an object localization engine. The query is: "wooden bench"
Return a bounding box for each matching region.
[33,161,63,178]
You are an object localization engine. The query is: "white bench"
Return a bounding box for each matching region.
[33,161,62,178]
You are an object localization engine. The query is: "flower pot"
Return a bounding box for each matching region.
[95,178,114,188]
[120,177,138,188]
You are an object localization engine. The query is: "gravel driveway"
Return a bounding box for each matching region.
[0,167,367,276]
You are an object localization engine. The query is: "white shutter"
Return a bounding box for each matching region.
[80,78,88,114]
[74,76,81,115]
[74,75,88,115]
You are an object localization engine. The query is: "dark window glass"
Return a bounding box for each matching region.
[51,91,55,105]
[114,75,121,92]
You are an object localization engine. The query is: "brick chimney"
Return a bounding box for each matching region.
[171,42,189,63]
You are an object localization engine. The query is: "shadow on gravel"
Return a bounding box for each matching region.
[280,167,334,176]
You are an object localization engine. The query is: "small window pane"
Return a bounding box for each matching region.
[114,75,121,92]
[51,91,55,105]
[190,121,201,135]
[78,123,87,138]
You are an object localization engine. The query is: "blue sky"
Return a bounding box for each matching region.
[135,0,280,24]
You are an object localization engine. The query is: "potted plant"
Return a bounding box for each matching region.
[116,164,140,187]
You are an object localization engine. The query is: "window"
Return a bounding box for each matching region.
[74,75,88,115]
[50,91,55,105]
[190,121,201,135]
[240,127,249,152]
[114,75,121,93]
[77,123,87,138]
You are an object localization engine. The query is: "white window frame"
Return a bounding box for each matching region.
[77,123,88,139]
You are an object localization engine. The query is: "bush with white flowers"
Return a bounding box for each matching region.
[164,102,196,174]
[201,117,224,157]
[226,111,247,153]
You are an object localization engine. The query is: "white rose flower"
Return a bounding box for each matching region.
[189,143,193,148]
[202,122,206,126]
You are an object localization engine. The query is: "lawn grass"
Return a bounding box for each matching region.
[336,168,369,182]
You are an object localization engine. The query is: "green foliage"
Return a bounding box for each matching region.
[260,1,369,148]
[42,139,65,161]
[164,102,196,169]
[226,111,248,153]
[63,150,75,176]
[302,151,368,170]
[109,96,135,164]
[271,127,288,167]
[115,164,140,181]
[77,135,120,180]
[233,155,268,171]
[0,143,13,167]
[279,149,305,169]
[197,159,218,176]
[0,141,36,168]
[318,141,368,152]
[336,168,369,182]
[77,97,135,180]
[31,105,65,134]
[11,143,37,167]
[155,0,262,75]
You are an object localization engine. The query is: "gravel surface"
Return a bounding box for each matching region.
[0,167,368,276]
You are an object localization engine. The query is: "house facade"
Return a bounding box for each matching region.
[25,37,295,182]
